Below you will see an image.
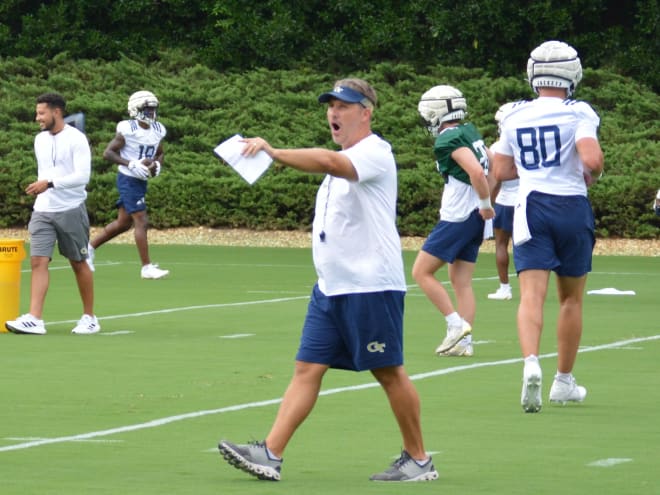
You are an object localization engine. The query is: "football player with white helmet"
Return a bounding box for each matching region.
[487,102,520,301]
[412,85,495,358]
[492,40,604,413]
[87,90,169,280]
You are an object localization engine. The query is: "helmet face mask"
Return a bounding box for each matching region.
[418,85,467,137]
[527,41,582,97]
[128,90,159,124]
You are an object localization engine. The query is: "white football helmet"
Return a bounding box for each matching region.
[527,40,582,97]
[418,85,467,136]
[128,90,159,124]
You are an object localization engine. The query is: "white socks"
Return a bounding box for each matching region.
[445,312,462,328]
[555,372,573,384]
[524,355,539,366]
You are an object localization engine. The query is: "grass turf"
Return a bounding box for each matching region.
[1,244,658,494]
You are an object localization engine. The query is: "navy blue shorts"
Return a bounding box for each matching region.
[493,203,514,234]
[421,209,484,263]
[116,173,148,214]
[296,284,405,371]
[514,192,595,277]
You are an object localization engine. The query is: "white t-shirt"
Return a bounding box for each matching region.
[497,97,600,197]
[116,120,167,177]
[33,125,91,212]
[312,134,406,296]
[496,178,519,206]
[490,135,519,206]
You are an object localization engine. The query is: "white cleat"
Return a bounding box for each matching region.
[141,263,170,280]
[438,338,473,357]
[549,376,587,405]
[435,319,472,354]
[488,286,512,300]
[521,360,542,413]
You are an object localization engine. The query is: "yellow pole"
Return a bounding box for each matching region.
[0,239,26,332]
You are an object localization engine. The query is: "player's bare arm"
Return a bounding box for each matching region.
[103,133,128,165]
[453,146,494,208]
[492,152,518,182]
[576,137,604,176]
[154,143,164,164]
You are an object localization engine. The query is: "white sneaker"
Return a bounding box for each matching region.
[86,244,95,272]
[141,263,169,279]
[521,360,542,413]
[5,313,47,335]
[439,338,473,357]
[71,314,101,334]
[488,286,512,300]
[549,376,587,405]
[435,319,472,354]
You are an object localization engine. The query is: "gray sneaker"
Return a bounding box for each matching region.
[218,440,282,481]
[370,451,439,482]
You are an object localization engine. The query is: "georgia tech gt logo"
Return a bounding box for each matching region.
[367,341,386,353]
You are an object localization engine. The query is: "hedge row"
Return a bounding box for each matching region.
[1,53,658,238]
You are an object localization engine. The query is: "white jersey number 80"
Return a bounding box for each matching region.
[516,125,561,170]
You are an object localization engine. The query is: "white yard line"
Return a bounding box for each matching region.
[1,335,658,453]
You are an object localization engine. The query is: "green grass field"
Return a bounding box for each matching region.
[1,243,658,494]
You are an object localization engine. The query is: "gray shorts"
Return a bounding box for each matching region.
[28,203,90,261]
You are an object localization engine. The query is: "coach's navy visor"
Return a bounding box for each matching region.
[318,86,373,107]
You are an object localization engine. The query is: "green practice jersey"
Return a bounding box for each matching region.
[433,123,489,185]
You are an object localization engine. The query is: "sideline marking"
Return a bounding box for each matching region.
[4,437,122,444]
[219,333,255,339]
[587,458,633,467]
[41,266,648,327]
[48,295,311,326]
[21,262,121,273]
[0,335,657,453]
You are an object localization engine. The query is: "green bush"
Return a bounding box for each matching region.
[1,54,658,239]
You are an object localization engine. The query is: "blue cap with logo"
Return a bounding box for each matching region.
[318,86,373,107]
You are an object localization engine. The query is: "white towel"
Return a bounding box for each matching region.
[512,187,532,246]
[483,218,493,240]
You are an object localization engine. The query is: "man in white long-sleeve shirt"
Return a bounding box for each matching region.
[5,93,100,335]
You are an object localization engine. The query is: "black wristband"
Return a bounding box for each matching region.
[47,181,54,189]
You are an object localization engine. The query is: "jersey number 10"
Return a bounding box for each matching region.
[138,144,156,160]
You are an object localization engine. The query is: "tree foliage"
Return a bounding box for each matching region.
[0,0,657,90]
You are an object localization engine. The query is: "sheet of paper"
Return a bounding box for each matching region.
[213,134,272,185]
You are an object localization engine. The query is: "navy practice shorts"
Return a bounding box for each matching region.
[513,191,595,277]
[421,209,484,263]
[116,173,148,214]
[296,284,405,371]
[493,203,514,234]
